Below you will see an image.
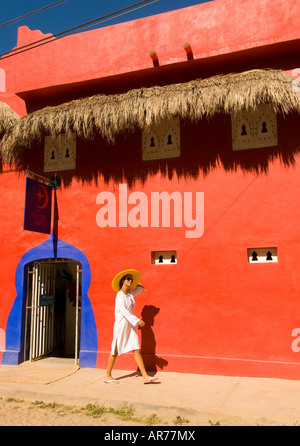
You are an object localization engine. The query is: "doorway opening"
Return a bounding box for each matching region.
[3,232,97,367]
[24,259,82,365]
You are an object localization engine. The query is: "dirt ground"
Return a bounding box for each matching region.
[0,394,296,426]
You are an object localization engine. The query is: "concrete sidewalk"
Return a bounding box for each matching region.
[1,357,300,425]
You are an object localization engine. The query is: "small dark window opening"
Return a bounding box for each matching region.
[261,122,268,133]
[251,251,258,261]
[266,251,273,261]
[241,124,247,136]
[150,137,155,147]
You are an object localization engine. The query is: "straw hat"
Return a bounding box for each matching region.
[111,269,142,292]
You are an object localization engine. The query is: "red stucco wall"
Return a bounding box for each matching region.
[1,111,300,378]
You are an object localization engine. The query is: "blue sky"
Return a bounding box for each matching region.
[0,0,211,58]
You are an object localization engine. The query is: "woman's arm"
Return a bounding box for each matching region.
[130,284,144,297]
[116,293,141,326]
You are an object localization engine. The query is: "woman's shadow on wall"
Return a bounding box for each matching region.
[139,305,168,372]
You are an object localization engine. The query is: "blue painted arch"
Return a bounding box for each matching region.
[2,232,98,367]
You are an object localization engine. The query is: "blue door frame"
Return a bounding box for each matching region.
[2,232,98,367]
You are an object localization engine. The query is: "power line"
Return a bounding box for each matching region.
[0,0,72,30]
[0,0,159,60]
[0,0,158,58]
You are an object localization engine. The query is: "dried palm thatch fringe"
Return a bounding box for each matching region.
[1,69,300,164]
[0,102,20,138]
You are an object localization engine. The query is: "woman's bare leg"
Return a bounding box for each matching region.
[133,349,155,381]
[106,344,118,381]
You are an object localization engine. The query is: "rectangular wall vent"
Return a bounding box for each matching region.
[151,251,177,265]
[247,247,278,263]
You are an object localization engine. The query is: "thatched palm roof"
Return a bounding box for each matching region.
[0,102,20,138]
[1,69,299,164]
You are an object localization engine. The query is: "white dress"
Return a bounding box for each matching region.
[110,286,144,356]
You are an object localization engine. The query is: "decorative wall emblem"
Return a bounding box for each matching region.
[232,105,277,151]
[142,117,180,160]
[44,132,76,172]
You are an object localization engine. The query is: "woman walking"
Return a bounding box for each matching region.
[105,269,158,385]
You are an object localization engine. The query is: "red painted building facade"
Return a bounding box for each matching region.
[1,0,300,379]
